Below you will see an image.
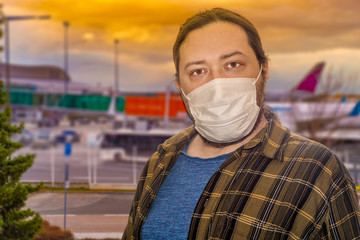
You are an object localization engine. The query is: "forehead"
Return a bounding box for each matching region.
[179,21,256,63]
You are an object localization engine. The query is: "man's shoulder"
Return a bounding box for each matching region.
[285,132,348,176]
[287,132,333,155]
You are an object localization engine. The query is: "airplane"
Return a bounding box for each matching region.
[269,100,360,132]
[264,62,326,102]
[266,61,360,135]
[298,101,360,140]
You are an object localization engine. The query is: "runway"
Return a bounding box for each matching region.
[26,191,135,239]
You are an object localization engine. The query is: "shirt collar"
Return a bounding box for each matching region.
[244,109,291,161]
[161,109,290,162]
[159,125,196,153]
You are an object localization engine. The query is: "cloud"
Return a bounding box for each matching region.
[8,0,360,53]
[82,32,95,41]
[3,0,360,94]
[18,0,191,26]
[238,1,360,52]
[55,49,176,92]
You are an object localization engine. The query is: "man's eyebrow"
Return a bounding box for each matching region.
[221,51,247,59]
[184,60,206,70]
[183,51,247,70]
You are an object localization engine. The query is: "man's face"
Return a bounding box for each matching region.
[177,21,268,106]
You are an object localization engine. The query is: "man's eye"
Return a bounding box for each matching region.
[227,62,240,68]
[191,69,204,76]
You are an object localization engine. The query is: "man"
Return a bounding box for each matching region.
[123,8,360,239]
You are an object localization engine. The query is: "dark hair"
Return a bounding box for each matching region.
[173,8,268,81]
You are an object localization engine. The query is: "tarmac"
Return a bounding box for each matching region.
[25,184,137,240]
[42,214,127,239]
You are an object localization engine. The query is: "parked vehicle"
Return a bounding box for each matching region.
[37,117,59,128]
[30,129,55,149]
[99,128,181,162]
[55,130,80,144]
[11,129,33,146]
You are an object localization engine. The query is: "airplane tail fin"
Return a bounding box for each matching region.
[349,101,360,117]
[292,62,325,93]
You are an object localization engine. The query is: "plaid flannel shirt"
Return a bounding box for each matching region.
[122,111,360,239]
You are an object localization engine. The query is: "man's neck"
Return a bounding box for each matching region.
[186,114,268,159]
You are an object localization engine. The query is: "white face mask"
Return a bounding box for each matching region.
[181,66,262,143]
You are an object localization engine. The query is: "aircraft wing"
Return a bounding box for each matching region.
[305,129,360,141]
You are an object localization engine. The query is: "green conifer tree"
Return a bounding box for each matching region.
[0,81,42,239]
[0,6,42,238]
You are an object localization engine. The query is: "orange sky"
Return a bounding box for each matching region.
[2,0,360,93]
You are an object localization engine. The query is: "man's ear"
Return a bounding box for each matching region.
[175,79,180,91]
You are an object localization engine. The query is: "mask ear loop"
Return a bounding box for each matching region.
[254,65,263,84]
[179,88,195,121]
[180,88,190,100]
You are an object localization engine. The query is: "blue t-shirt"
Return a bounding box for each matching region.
[141,143,232,239]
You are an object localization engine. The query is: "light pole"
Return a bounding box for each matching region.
[4,15,51,105]
[113,38,127,127]
[114,38,119,96]
[63,21,70,95]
